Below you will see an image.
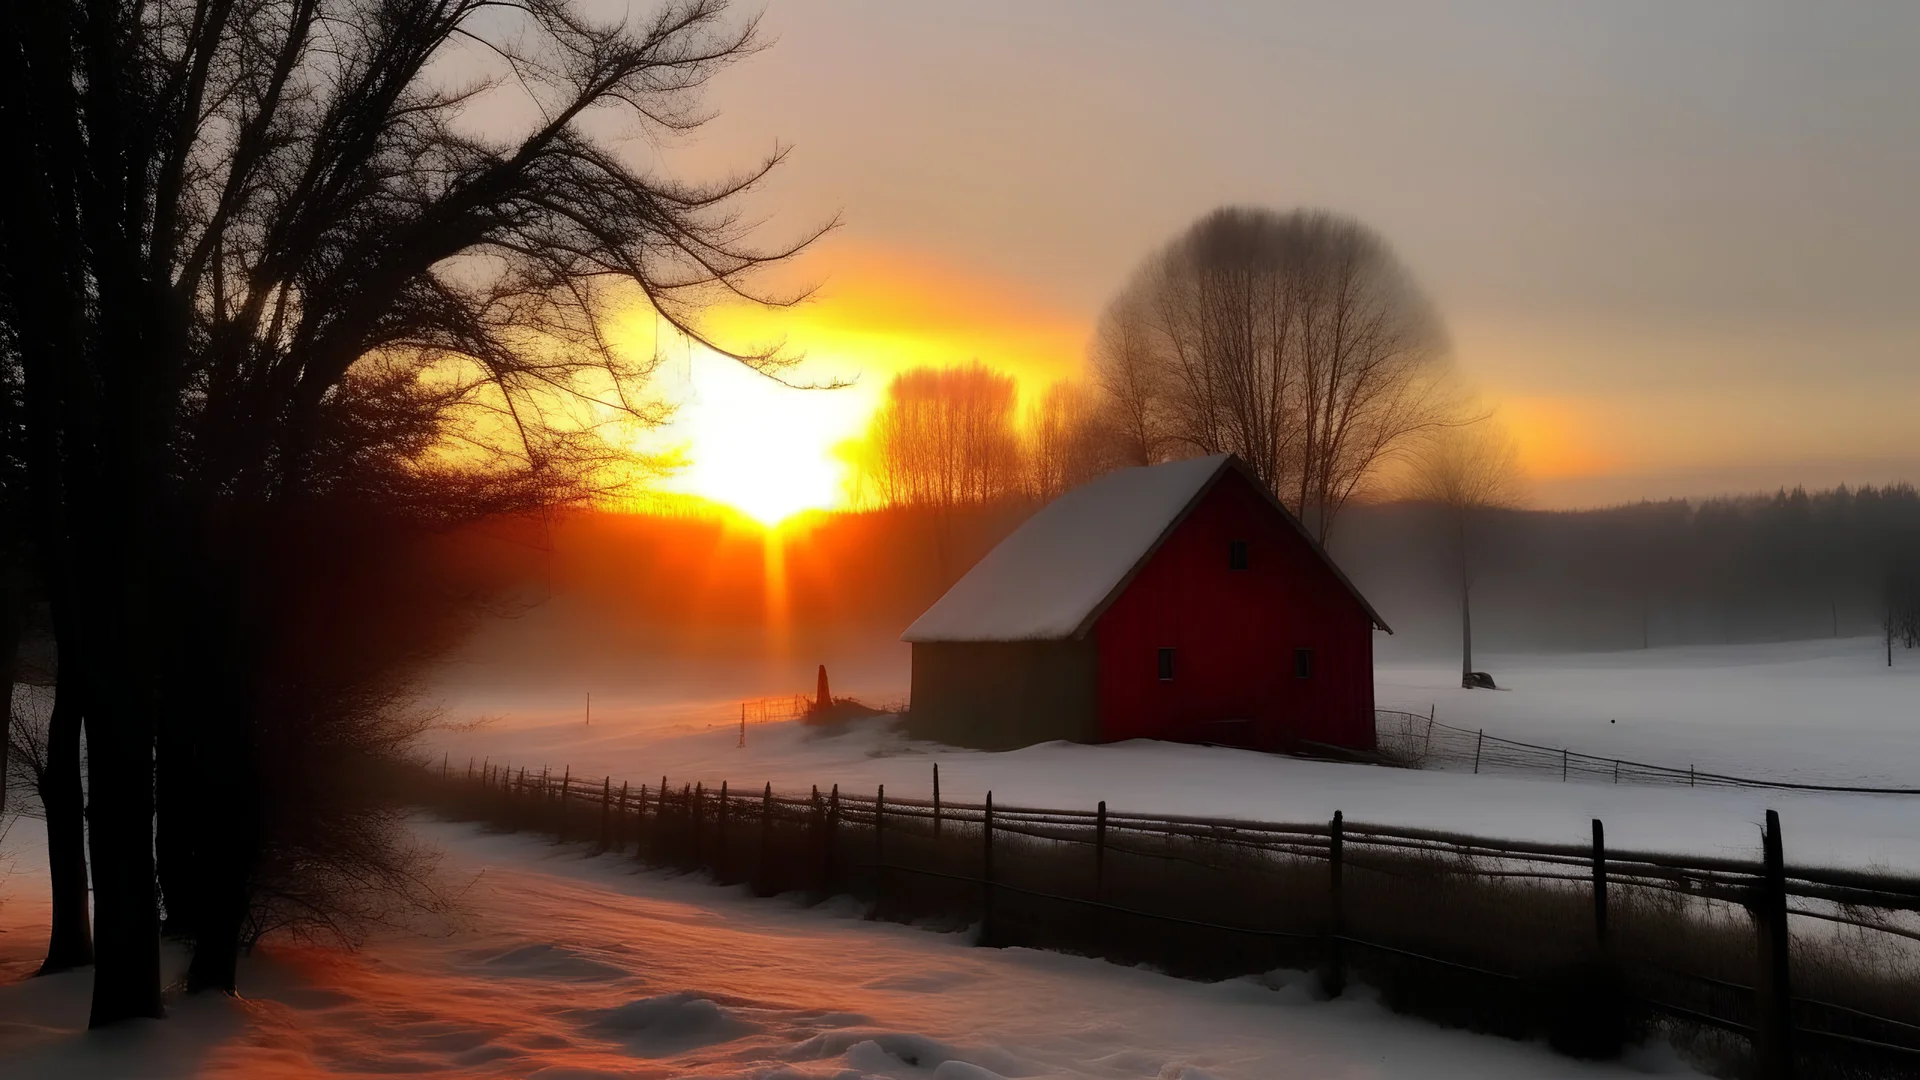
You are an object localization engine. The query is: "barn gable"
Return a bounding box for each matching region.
[901,455,1388,644]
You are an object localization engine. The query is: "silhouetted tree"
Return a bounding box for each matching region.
[1022,380,1108,501]
[0,0,815,1022]
[858,362,1026,509]
[1401,419,1525,687]
[1099,208,1452,541]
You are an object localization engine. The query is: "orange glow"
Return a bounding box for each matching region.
[633,241,1091,525]
[1499,396,1619,481]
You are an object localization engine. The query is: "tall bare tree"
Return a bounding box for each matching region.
[0,0,816,1023]
[1098,208,1450,541]
[858,362,1025,510]
[1088,292,1166,467]
[1401,419,1525,687]
[1022,380,1107,501]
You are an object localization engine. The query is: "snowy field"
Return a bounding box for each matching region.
[420,638,1920,871]
[0,819,1696,1079]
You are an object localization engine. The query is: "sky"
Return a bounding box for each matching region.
[584,1,1920,516]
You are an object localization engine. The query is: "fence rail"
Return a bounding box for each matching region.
[426,756,1920,1079]
[1375,709,1920,796]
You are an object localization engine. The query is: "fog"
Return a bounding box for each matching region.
[437,481,1920,712]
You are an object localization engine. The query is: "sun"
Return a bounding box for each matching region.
[653,348,872,527]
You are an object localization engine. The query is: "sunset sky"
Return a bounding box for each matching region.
[603,1,1920,518]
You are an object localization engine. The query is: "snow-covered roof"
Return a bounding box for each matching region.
[901,454,1389,643]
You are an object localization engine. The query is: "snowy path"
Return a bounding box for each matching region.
[0,820,1695,1079]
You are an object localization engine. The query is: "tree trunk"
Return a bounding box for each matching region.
[84,689,164,1024]
[38,665,94,973]
[82,564,165,1024]
[0,560,21,819]
[1458,514,1474,683]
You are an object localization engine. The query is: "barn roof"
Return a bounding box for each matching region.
[900,454,1390,643]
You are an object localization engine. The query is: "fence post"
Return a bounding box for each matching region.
[826,784,840,894]
[1592,819,1608,948]
[1755,809,1795,1080]
[874,784,886,910]
[1613,759,1620,784]
[1690,764,1696,788]
[634,783,648,861]
[558,766,570,840]
[718,780,729,881]
[982,790,995,946]
[759,781,774,894]
[691,782,704,868]
[1562,748,1569,782]
[1323,810,1346,998]
[1094,800,1107,894]
[1473,730,1484,774]
[1094,799,1108,952]
[467,757,473,781]
[599,777,612,851]
[933,762,942,838]
[616,781,629,854]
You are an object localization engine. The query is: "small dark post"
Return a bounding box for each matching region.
[1613,759,1620,784]
[981,790,996,945]
[1592,819,1609,947]
[933,763,942,838]
[1562,748,1569,781]
[466,757,473,781]
[1323,810,1347,998]
[1755,809,1795,1080]
[558,766,570,839]
[1690,764,1696,788]
[442,752,448,778]
[1472,730,1484,774]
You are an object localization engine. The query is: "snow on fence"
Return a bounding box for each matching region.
[424,758,1920,1078]
[1375,709,1920,795]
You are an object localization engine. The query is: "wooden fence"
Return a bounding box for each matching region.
[424,759,1920,1080]
[1376,709,1920,795]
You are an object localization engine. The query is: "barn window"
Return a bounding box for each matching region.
[1294,648,1313,679]
[1228,540,1248,571]
[1157,647,1175,681]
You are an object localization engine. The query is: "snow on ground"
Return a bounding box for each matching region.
[1376,636,1920,785]
[422,638,1920,871]
[0,818,1697,1079]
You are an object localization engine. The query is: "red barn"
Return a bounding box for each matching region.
[901,454,1389,752]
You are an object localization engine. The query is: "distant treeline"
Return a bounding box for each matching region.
[1337,483,1920,653]
[476,481,1920,663]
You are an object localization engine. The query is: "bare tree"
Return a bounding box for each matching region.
[1102,208,1450,541]
[1089,292,1167,467]
[1,0,817,1022]
[1023,380,1108,501]
[1401,419,1525,688]
[858,362,1025,510]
